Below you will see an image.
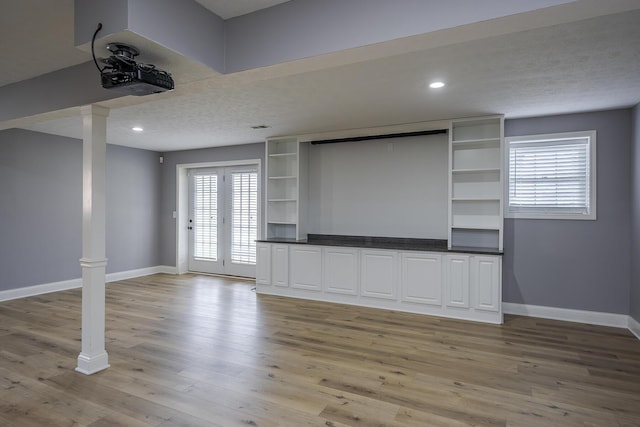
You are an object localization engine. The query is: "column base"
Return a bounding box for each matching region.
[76,351,110,375]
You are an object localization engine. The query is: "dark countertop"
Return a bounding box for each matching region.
[257,234,503,255]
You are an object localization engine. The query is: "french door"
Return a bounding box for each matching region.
[188,166,258,277]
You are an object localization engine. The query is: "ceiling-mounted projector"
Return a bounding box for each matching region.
[99,43,174,96]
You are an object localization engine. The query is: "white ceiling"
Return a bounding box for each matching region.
[3,1,640,152]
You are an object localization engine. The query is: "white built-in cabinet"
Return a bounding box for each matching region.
[472,255,501,312]
[361,250,398,300]
[256,243,271,285]
[323,247,359,296]
[445,254,471,309]
[289,245,322,291]
[449,116,504,251]
[259,116,505,324]
[271,244,289,287]
[401,252,442,306]
[265,137,308,240]
[256,242,503,324]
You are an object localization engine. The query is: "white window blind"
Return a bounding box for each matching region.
[506,131,596,220]
[193,174,218,260]
[231,171,258,265]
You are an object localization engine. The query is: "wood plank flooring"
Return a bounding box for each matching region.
[1,273,639,426]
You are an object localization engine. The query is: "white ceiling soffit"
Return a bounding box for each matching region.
[0,0,91,87]
[194,0,291,19]
[0,0,290,88]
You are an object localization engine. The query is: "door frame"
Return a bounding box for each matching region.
[176,159,262,275]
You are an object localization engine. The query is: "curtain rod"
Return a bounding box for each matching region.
[309,128,448,145]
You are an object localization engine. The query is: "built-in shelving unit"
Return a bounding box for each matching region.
[260,117,505,325]
[449,116,504,251]
[265,137,307,240]
[264,116,504,249]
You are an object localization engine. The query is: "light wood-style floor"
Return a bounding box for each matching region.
[1,273,639,426]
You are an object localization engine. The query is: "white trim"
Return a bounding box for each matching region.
[175,159,262,275]
[0,266,176,302]
[105,265,176,282]
[80,257,108,268]
[503,302,628,328]
[76,352,110,375]
[154,265,178,275]
[0,277,82,302]
[504,130,597,221]
[629,316,640,340]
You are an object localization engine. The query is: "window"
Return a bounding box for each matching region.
[231,171,258,265]
[505,130,596,220]
[193,173,218,260]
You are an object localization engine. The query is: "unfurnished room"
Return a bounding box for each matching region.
[1,1,640,426]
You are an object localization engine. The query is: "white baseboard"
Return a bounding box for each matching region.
[503,302,629,329]
[155,265,177,275]
[0,265,176,303]
[0,277,82,303]
[629,316,640,340]
[105,265,176,282]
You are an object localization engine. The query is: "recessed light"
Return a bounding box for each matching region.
[429,81,445,89]
[132,126,144,132]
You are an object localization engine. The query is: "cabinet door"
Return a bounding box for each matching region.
[472,256,501,312]
[324,247,359,295]
[271,244,289,287]
[256,243,271,285]
[361,250,398,300]
[445,255,470,308]
[290,245,322,291]
[401,252,442,306]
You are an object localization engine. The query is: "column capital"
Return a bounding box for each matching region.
[80,104,110,118]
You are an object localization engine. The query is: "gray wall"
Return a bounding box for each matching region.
[75,0,226,73]
[159,143,265,266]
[159,110,635,316]
[106,144,162,273]
[0,129,161,291]
[225,0,573,73]
[129,0,225,72]
[503,109,632,314]
[631,104,640,322]
[0,62,120,123]
[0,130,82,290]
[4,108,636,318]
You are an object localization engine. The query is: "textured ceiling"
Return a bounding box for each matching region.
[3,1,640,152]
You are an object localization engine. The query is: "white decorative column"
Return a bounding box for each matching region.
[76,105,110,375]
